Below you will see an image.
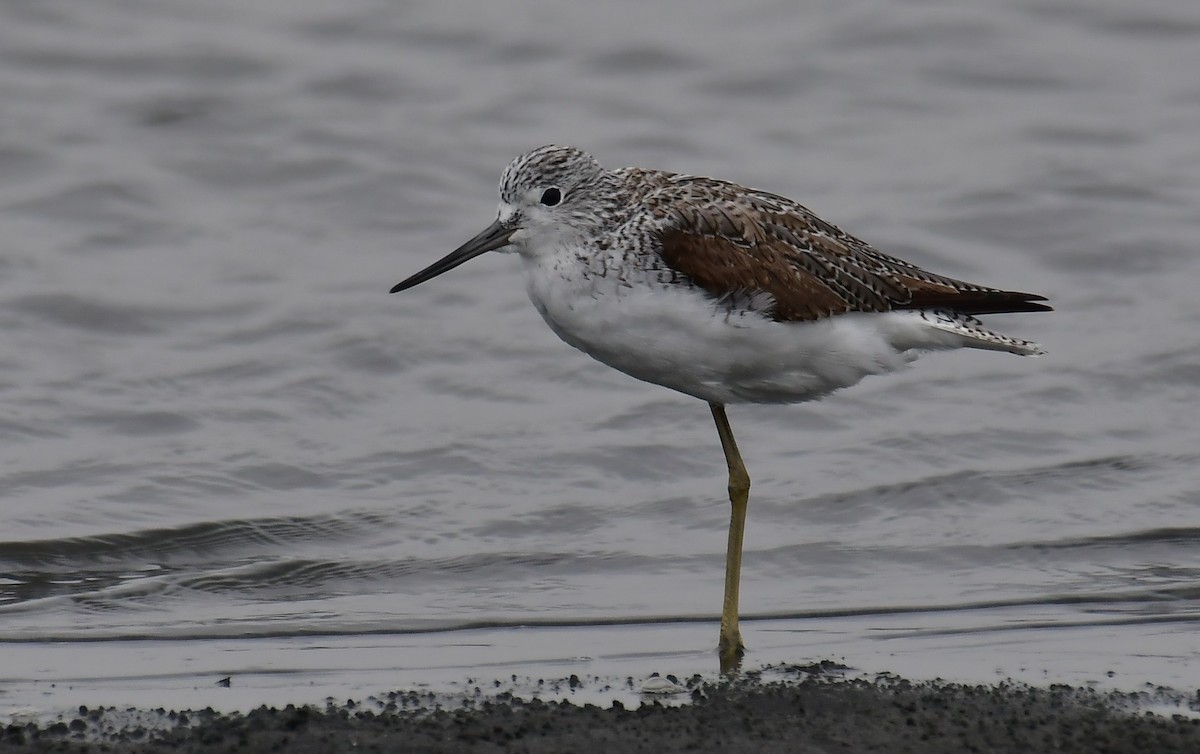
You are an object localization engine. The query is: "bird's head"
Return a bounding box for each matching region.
[391,145,608,294]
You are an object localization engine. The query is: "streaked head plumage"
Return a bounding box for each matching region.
[492,145,622,248]
[498,145,605,206]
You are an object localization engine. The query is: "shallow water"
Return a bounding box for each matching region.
[2,0,1200,713]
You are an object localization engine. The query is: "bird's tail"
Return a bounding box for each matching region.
[913,309,1045,356]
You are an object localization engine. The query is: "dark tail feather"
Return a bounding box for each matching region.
[901,289,1053,316]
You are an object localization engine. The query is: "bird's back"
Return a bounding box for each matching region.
[613,167,1050,321]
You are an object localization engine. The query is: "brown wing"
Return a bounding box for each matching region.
[650,184,1051,322]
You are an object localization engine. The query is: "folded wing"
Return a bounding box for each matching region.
[647,181,1051,322]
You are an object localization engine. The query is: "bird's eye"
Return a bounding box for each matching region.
[540,187,562,206]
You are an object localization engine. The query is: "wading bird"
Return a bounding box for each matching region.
[391,145,1050,673]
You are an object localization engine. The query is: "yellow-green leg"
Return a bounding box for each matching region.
[709,402,750,675]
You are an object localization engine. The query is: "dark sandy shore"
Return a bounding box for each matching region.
[4,667,1198,753]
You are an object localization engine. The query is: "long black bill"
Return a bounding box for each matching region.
[390,218,516,293]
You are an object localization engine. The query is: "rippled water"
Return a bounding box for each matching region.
[2,0,1200,710]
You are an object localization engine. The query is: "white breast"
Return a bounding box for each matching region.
[519,251,922,405]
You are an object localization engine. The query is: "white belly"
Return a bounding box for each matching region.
[521,257,919,405]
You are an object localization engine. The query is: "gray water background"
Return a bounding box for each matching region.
[2,0,1199,710]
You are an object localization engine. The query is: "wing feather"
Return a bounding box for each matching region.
[646,180,1051,322]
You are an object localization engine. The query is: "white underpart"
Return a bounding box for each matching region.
[521,244,1042,406]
